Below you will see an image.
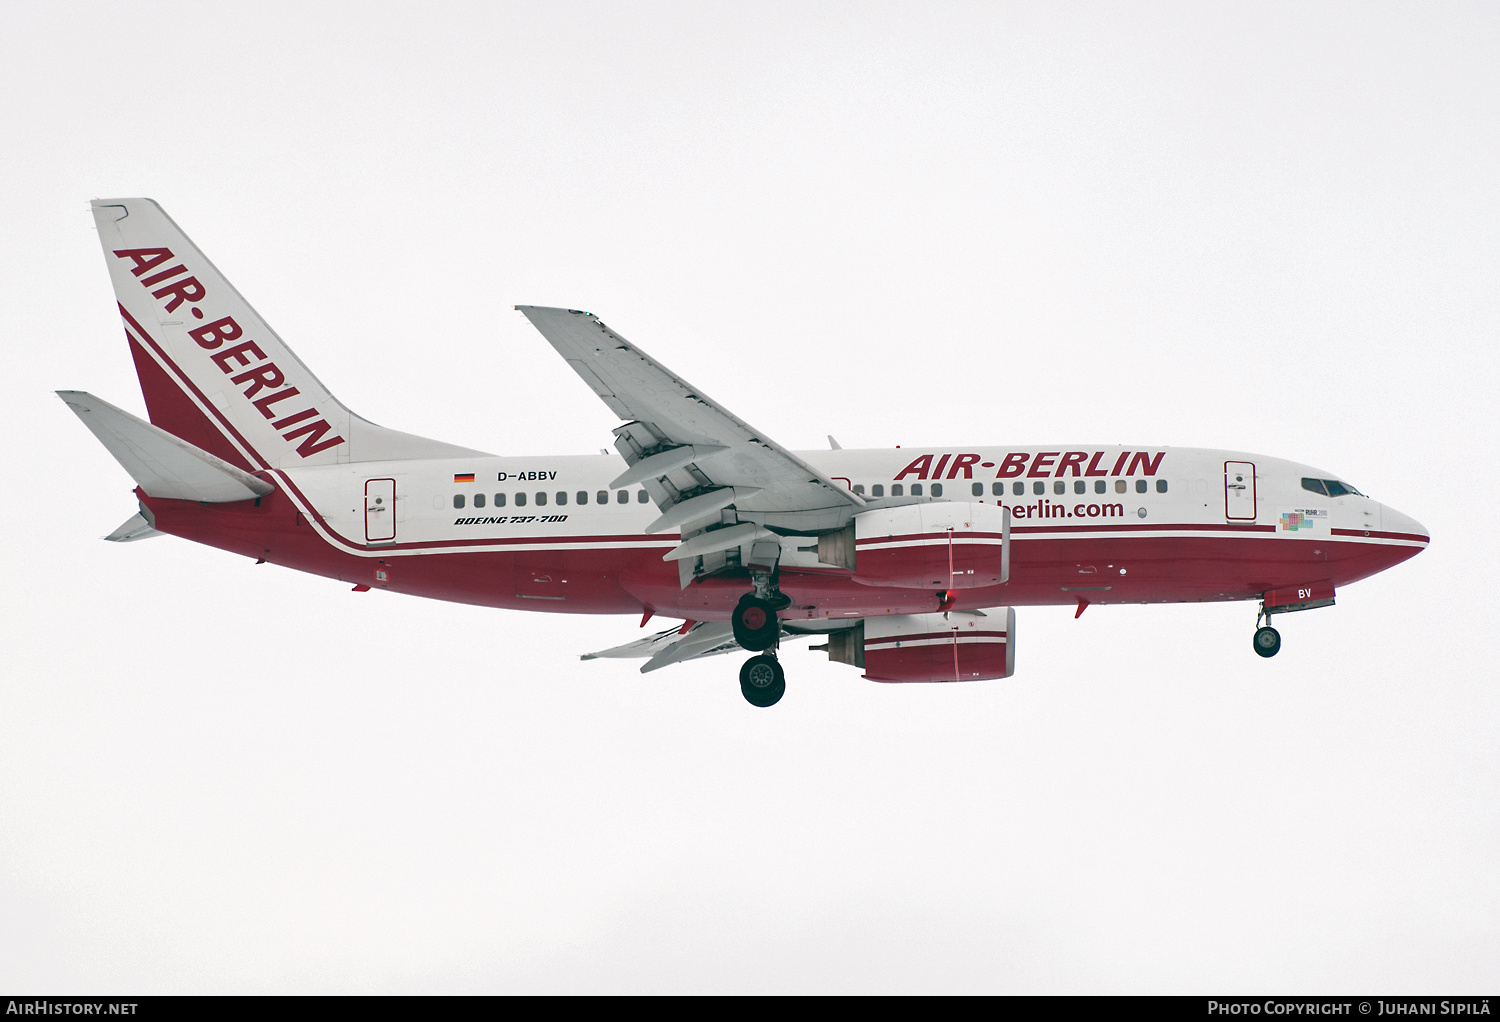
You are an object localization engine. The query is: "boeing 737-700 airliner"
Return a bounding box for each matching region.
[61,199,1429,706]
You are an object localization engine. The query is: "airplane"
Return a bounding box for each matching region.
[60,198,1430,707]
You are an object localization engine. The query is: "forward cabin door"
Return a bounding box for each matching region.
[365,478,396,542]
[1224,462,1256,520]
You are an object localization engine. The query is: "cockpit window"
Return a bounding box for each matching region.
[1303,477,1364,498]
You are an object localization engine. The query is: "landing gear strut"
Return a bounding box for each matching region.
[735,568,789,705]
[1253,608,1281,658]
[732,570,788,652]
[739,653,785,707]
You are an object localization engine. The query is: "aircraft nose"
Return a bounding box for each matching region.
[1381,504,1429,544]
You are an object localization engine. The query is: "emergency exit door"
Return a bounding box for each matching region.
[1224,462,1256,520]
[365,478,396,542]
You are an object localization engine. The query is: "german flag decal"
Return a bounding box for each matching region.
[453,473,475,483]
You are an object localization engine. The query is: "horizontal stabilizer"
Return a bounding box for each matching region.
[104,511,163,542]
[59,391,274,502]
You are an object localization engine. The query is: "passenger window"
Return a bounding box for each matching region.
[1115,480,1126,493]
[453,494,465,509]
[1156,479,1168,493]
[1033,481,1044,496]
[556,491,567,505]
[891,484,903,497]
[853,484,865,495]
[973,483,984,497]
[1094,480,1106,494]
[992,482,1004,496]
[577,491,587,505]
[872,484,884,497]
[536,492,548,506]
[617,490,628,504]
[1302,478,1329,496]
[931,483,942,497]
[516,492,527,507]
[495,493,507,507]
[474,493,485,508]
[597,491,608,504]
[1074,480,1085,495]
[911,483,923,496]
[1013,482,1024,496]
[1053,481,1065,495]
[637,490,649,503]
[1135,479,1147,493]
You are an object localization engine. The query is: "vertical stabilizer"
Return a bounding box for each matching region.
[90,199,486,469]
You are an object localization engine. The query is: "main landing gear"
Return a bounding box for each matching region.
[740,653,786,707]
[1253,608,1281,658]
[732,594,781,651]
[734,572,790,707]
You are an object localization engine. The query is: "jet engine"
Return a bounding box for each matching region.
[817,609,1016,683]
[850,502,1009,590]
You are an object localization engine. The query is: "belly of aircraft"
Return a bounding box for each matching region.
[142,493,1419,618]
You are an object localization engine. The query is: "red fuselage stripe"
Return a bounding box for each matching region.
[1011,522,1276,535]
[119,305,271,470]
[1331,527,1429,543]
[858,532,1007,546]
[866,630,1009,645]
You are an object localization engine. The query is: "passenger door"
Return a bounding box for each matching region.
[365,478,396,542]
[1224,462,1256,520]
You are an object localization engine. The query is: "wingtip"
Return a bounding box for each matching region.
[514,304,594,317]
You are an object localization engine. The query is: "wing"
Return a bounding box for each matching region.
[516,308,864,544]
[583,621,749,673]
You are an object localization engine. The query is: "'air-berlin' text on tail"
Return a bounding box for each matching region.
[90,198,481,471]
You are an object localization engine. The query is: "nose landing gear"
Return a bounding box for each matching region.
[1253,608,1281,658]
[1253,625,1282,658]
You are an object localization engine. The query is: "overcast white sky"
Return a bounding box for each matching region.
[2,1,1497,994]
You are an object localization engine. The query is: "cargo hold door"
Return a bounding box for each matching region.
[365,478,396,542]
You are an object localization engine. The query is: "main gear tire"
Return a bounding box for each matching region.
[739,654,786,707]
[732,595,779,652]
[1253,625,1282,658]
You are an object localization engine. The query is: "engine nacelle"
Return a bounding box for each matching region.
[852,502,1009,590]
[820,609,1016,683]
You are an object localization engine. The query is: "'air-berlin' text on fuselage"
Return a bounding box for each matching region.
[113,248,346,458]
[894,450,1165,481]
